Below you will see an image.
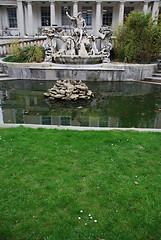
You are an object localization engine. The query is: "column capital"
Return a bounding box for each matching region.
[49,0,56,3]
[120,0,125,3]
[96,0,102,3]
[73,0,78,3]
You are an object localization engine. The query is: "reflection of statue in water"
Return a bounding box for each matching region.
[66,12,86,44]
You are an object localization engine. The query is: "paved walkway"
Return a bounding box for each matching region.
[0,123,161,132]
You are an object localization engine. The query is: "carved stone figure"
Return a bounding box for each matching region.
[66,12,86,44]
[43,12,113,63]
[98,26,113,63]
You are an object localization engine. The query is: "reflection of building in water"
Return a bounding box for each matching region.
[0,91,4,124]
[2,107,161,128]
[1,82,161,128]
[39,115,120,127]
[24,96,38,108]
[155,112,161,128]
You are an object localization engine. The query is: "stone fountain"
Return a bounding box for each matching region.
[43,10,113,64]
[43,10,113,101]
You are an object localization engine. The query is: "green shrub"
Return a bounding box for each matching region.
[11,39,21,61]
[35,46,45,63]
[3,43,45,63]
[114,11,161,63]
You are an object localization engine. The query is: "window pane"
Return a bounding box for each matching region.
[7,8,17,28]
[102,7,113,26]
[61,6,71,26]
[41,7,50,26]
[82,6,92,26]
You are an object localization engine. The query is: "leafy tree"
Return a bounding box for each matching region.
[114,11,161,63]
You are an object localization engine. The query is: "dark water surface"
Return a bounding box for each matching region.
[0,80,161,128]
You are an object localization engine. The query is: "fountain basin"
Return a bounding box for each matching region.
[1,61,157,81]
[53,55,103,64]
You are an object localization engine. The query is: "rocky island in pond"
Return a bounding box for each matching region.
[44,80,94,101]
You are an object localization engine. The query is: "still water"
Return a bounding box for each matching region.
[0,80,161,128]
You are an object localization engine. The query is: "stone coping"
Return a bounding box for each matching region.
[1,60,157,71]
[0,59,158,81]
[0,124,161,132]
[0,59,157,69]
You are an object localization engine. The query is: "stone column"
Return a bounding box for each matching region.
[143,1,149,14]
[152,0,159,22]
[50,0,56,26]
[27,1,33,36]
[73,0,78,17]
[17,0,25,37]
[118,1,124,26]
[95,0,102,35]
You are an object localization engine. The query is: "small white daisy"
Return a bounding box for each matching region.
[85,223,87,225]
[88,214,91,217]
[90,216,93,219]
[94,220,97,223]
[78,217,81,220]
[80,210,83,213]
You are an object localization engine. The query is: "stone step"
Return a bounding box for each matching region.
[0,69,3,73]
[0,77,17,81]
[0,73,9,78]
[157,70,161,73]
[152,73,161,77]
[144,77,161,82]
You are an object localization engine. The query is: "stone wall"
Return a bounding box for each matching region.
[1,61,157,81]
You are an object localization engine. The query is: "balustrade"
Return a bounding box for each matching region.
[0,37,46,57]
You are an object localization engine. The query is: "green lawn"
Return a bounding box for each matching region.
[0,127,161,240]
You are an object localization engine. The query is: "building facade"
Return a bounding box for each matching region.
[0,0,161,37]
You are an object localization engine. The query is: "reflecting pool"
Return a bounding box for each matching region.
[0,80,161,128]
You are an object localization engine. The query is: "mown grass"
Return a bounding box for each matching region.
[0,127,161,240]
